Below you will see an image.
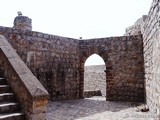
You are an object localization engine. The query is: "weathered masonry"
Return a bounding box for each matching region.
[0,35,49,119]
[0,0,160,119]
[79,36,144,102]
[125,0,160,115]
[0,21,145,103]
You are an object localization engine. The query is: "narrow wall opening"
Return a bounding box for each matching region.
[84,54,106,98]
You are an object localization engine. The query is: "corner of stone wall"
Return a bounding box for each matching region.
[142,0,160,116]
[125,15,148,36]
[0,35,49,120]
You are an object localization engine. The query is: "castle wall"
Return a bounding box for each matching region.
[124,0,160,114]
[79,35,144,102]
[125,0,160,114]
[1,1,160,118]
[142,0,160,114]
[0,23,144,102]
[0,27,80,100]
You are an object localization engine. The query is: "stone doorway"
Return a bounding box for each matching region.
[83,54,106,98]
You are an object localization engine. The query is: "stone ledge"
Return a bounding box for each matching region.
[84,90,102,98]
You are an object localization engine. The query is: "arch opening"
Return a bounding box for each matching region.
[85,54,105,66]
[84,54,106,98]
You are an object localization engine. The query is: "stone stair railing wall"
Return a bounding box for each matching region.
[0,35,49,120]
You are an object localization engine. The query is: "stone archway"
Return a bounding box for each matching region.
[79,50,113,101]
[83,54,106,98]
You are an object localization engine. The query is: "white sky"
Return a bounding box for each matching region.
[0,0,152,65]
[85,54,105,66]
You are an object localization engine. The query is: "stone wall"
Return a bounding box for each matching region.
[0,25,145,102]
[0,27,80,100]
[79,35,145,102]
[125,15,147,36]
[0,35,49,119]
[142,0,160,114]
[84,90,102,98]
[84,65,106,96]
[0,12,146,102]
[124,0,160,115]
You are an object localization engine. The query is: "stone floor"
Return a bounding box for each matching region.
[47,96,159,120]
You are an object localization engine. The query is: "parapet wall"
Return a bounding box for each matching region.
[0,26,145,102]
[0,27,80,100]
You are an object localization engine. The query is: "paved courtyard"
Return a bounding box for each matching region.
[47,96,159,120]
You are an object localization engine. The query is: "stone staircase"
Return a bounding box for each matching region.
[0,73,25,120]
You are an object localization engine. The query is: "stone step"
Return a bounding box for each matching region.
[0,102,20,114]
[0,113,25,120]
[0,85,11,94]
[0,71,25,119]
[0,78,7,85]
[0,93,16,102]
